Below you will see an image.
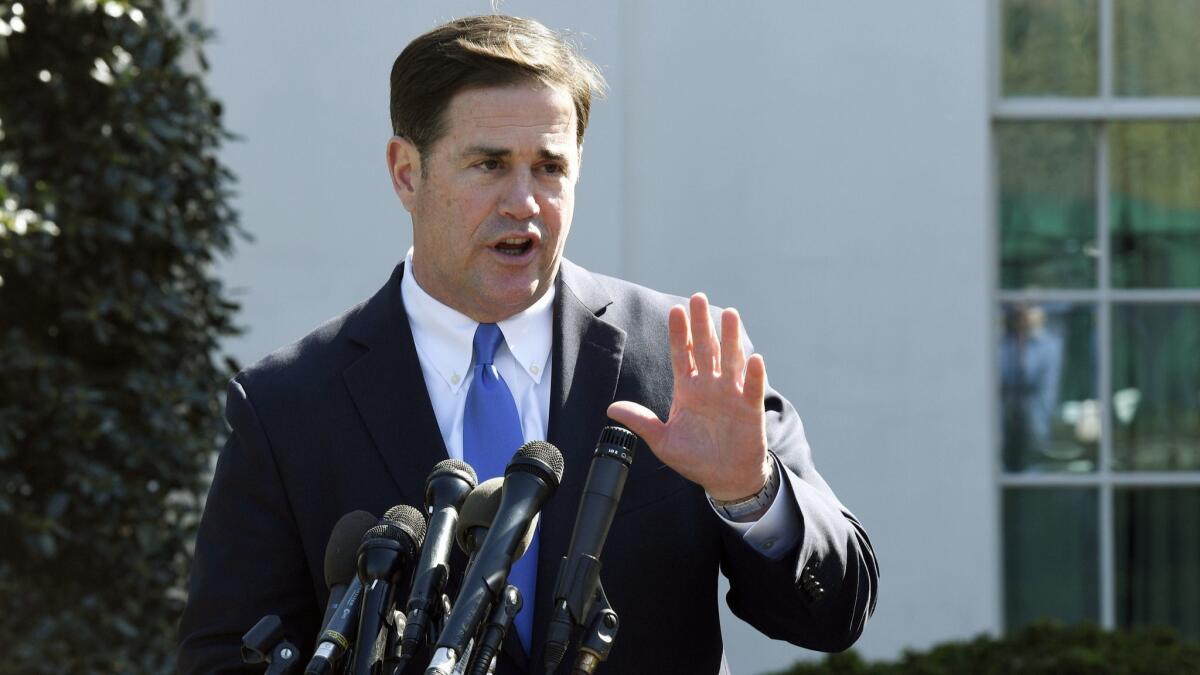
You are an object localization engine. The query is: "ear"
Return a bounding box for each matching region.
[386,136,421,213]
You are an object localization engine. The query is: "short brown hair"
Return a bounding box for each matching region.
[389,15,606,157]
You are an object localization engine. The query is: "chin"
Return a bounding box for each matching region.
[489,289,537,310]
[482,284,543,314]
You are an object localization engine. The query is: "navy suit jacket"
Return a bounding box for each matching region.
[177,260,878,674]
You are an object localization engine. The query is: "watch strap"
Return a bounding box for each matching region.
[709,457,780,521]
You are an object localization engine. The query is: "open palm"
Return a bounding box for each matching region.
[608,293,773,501]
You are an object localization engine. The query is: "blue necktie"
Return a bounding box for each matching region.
[462,322,537,654]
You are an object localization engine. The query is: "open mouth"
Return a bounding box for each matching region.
[493,237,535,256]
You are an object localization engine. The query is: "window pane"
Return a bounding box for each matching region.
[1110,121,1200,289]
[998,123,1097,289]
[1115,488,1200,640]
[1001,303,1098,473]
[1002,0,1099,96]
[1112,304,1200,471]
[1115,0,1200,96]
[1004,487,1099,629]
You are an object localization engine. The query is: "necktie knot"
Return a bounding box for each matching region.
[473,323,504,366]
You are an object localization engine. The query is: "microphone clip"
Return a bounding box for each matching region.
[241,614,303,675]
[574,601,619,675]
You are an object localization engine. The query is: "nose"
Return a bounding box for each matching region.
[498,171,540,221]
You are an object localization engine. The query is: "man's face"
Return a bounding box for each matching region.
[389,83,580,322]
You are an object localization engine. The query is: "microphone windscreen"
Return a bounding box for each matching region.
[512,440,565,485]
[384,504,428,548]
[324,510,378,589]
[453,476,540,559]
[599,426,638,454]
[428,458,478,488]
[457,477,504,529]
[362,522,406,544]
[455,477,504,552]
[514,514,538,560]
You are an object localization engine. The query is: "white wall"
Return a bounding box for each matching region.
[205,2,995,673]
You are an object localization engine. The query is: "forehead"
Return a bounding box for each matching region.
[439,84,578,153]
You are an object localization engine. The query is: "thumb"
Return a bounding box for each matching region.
[607,400,666,451]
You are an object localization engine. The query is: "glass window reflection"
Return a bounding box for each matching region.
[1005,487,1100,630]
[1110,121,1200,289]
[1115,0,1200,96]
[1115,488,1200,640]
[1002,0,1099,96]
[1112,304,1200,471]
[1001,303,1098,473]
[998,123,1098,290]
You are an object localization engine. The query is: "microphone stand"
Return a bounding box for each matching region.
[570,584,619,675]
[466,585,522,675]
[390,591,453,675]
[380,608,408,675]
[241,614,304,675]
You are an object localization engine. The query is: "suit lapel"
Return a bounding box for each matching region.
[526,260,627,671]
[343,261,450,511]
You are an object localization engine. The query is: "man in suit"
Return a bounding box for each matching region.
[178,15,877,674]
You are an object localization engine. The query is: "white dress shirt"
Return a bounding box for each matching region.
[400,248,799,560]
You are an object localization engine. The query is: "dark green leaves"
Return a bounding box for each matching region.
[771,622,1200,675]
[0,1,241,672]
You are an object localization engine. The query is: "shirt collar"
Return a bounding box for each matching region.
[400,247,554,394]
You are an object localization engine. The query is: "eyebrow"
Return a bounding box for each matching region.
[462,146,571,163]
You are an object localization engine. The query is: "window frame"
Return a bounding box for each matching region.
[991,0,1200,631]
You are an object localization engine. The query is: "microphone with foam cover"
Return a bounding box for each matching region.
[304,510,379,675]
[396,460,478,667]
[426,441,565,675]
[323,511,378,628]
[351,505,426,675]
[455,477,539,589]
[454,477,504,562]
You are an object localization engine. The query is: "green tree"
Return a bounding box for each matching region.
[0,1,240,672]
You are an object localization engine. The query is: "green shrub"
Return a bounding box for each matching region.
[0,1,239,672]
[769,622,1200,675]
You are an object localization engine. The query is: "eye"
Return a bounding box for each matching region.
[541,163,565,176]
[479,158,501,171]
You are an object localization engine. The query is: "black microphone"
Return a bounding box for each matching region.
[542,426,637,674]
[352,505,426,675]
[426,441,565,675]
[304,510,380,675]
[397,459,479,667]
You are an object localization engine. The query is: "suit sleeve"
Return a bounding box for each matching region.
[177,377,319,674]
[717,376,879,653]
[713,454,803,557]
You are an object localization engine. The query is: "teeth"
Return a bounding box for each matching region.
[500,237,529,245]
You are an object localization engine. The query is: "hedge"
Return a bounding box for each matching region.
[0,1,240,672]
[770,622,1200,675]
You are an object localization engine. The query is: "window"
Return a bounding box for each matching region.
[995,0,1200,638]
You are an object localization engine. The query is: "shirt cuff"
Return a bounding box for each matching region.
[707,455,801,561]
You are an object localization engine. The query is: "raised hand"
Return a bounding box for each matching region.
[607,293,772,501]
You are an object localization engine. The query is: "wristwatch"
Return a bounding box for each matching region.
[709,456,780,521]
